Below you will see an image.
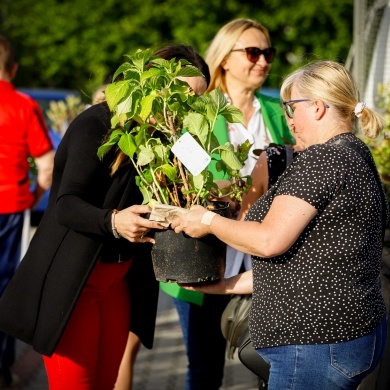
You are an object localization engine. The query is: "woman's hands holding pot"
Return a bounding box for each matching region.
[114,205,167,243]
[171,205,212,238]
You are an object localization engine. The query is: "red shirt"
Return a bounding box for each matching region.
[0,80,53,213]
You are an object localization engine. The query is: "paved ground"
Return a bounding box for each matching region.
[3,230,390,390]
[5,290,258,390]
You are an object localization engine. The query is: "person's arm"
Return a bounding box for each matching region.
[54,109,166,242]
[171,194,317,258]
[31,150,55,208]
[181,269,253,295]
[238,151,268,221]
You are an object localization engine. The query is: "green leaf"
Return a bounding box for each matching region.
[213,142,235,152]
[151,140,169,164]
[110,115,119,129]
[141,169,153,184]
[112,62,132,82]
[192,172,206,190]
[209,89,229,112]
[168,101,181,112]
[170,83,191,102]
[214,160,227,174]
[176,66,204,78]
[149,58,171,68]
[131,48,154,71]
[105,81,130,111]
[118,132,137,158]
[235,139,253,164]
[183,112,209,148]
[96,129,124,159]
[188,96,207,115]
[139,94,156,121]
[220,150,243,170]
[123,70,140,82]
[137,181,154,205]
[220,105,245,125]
[214,142,244,170]
[209,133,221,150]
[134,124,151,146]
[116,90,140,117]
[137,145,155,166]
[141,68,165,81]
[160,164,177,182]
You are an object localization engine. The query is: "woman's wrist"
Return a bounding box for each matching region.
[201,210,217,225]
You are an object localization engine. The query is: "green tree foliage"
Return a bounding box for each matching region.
[0,0,353,99]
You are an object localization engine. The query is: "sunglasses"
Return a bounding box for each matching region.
[231,47,276,64]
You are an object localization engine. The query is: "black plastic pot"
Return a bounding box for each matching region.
[151,201,231,284]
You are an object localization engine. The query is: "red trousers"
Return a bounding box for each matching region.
[43,260,132,390]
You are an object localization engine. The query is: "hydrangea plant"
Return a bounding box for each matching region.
[97,48,252,209]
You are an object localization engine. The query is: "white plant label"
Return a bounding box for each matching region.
[171,132,211,176]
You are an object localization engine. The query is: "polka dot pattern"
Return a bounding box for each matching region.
[246,133,387,349]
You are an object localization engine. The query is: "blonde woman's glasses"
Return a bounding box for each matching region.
[281,99,329,119]
[281,99,311,118]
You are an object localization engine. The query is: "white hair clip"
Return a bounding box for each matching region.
[354,102,366,118]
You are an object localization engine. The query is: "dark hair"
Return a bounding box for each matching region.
[0,35,16,73]
[153,44,210,87]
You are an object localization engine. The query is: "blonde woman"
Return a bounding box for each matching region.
[173,60,389,390]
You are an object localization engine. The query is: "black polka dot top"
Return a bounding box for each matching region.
[246,133,387,349]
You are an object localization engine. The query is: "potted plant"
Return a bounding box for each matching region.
[97,48,252,283]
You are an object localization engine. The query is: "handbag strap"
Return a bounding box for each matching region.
[285,144,294,167]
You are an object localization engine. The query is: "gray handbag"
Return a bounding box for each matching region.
[220,294,252,359]
[220,294,269,388]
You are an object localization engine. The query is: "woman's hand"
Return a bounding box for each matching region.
[114,205,167,244]
[170,205,211,238]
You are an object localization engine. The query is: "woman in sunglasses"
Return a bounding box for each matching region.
[159,18,294,390]
[172,60,389,390]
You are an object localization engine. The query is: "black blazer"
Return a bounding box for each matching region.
[0,103,159,356]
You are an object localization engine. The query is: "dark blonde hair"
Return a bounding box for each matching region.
[281,60,385,138]
[205,18,271,93]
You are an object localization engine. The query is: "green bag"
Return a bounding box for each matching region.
[159,282,204,305]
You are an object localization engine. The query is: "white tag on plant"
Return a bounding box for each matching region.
[171,132,211,176]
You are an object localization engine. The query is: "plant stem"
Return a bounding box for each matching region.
[166,183,180,207]
[191,185,203,206]
[206,116,217,152]
[171,183,180,207]
[130,157,164,203]
[176,158,191,207]
[150,168,169,204]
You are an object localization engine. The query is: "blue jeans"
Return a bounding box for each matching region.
[0,212,24,384]
[257,315,387,390]
[173,295,230,390]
